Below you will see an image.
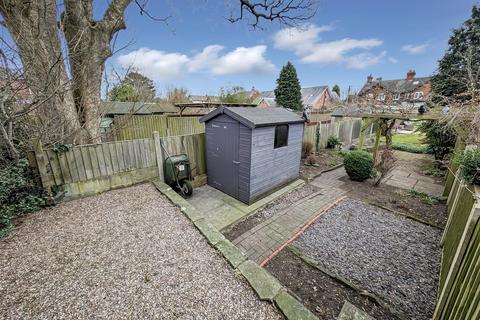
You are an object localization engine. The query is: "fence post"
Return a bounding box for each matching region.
[153,131,165,182]
[32,138,51,194]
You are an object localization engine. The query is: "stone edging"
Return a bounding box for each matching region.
[151,179,318,320]
[304,163,344,182]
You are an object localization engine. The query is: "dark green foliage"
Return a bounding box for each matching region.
[417,121,457,160]
[109,72,156,102]
[326,135,341,149]
[344,150,374,181]
[431,5,480,102]
[332,84,340,97]
[274,62,303,111]
[392,143,430,154]
[0,159,44,237]
[456,148,480,185]
[219,86,253,103]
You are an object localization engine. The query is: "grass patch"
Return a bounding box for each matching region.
[423,166,446,177]
[405,189,440,205]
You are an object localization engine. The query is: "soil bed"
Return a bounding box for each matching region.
[266,249,400,320]
[340,177,447,228]
[224,184,320,240]
[300,149,344,180]
[292,198,442,320]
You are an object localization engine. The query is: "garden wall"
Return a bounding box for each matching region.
[29,133,206,199]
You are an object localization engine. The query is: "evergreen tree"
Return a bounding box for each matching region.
[274,62,303,110]
[332,84,340,97]
[431,5,480,102]
[109,72,156,102]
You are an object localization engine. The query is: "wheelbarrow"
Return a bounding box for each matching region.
[164,154,193,197]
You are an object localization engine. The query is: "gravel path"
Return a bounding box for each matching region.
[293,198,441,320]
[0,183,282,320]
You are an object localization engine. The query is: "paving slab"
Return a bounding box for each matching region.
[274,290,318,320]
[215,239,247,268]
[186,179,304,230]
[338,301,376,320]
[238,260,282,301]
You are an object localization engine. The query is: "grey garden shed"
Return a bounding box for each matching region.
[199,106,305,204]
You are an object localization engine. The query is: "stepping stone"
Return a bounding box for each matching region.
[338,301,375,320]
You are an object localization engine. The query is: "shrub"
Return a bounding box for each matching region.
[344,150,374,181]
[327,135,341,149]
[302,141,313,158]
[0,159,44,237]
[416,120,456,160]
[456,148,480,185]
[392,143,430,154]
[306,154,317,165]
[374,148,396,186]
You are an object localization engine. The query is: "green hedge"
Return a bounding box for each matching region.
[392,143,431,154]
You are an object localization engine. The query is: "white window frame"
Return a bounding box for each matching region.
[414,91,424,100]
[367,93,373,99]
[393,93,400,101]
[376,93,385,101]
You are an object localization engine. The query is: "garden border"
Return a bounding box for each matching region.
[151,178,318,320]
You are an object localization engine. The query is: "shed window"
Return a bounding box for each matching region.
[274,125,289,149]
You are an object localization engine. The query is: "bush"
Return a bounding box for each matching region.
[302,141,313,158]
[456,148,480,185]
[344,150,374,181]
[374,148,396,186]
[0,159,44,237]
[416,120,456,160]
[392,143,430,154]
[327,135,341,149]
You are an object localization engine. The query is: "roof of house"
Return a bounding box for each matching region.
[258,97,278,108]
[261,86,329,107]
[359,77,431,95]
[188,95,220,103]
[199,106,304,129]
[100,101,178,115]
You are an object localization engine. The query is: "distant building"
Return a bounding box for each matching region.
[256,86,339,110]
[188,95,220,103]
[357,70,431,107]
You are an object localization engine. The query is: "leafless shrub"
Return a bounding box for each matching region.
[302,141,313,158]
[374,148,396,186]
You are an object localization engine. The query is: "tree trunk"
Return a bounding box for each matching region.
[0,0,83,143]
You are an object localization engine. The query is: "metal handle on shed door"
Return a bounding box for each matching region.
[233,161,240,164]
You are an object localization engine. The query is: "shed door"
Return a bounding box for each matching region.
[207,120,239,198]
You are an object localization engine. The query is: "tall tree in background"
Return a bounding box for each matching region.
[274,62,302,111]
[165,87,190,103]
[0,0,317,146]
[109,72,156,102]
[332,84,340,97]
[219,86,254,104]
[431,5,480,103]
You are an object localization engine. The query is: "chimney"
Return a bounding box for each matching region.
[376,77,382,87]
[367,74,373,84]
[407,69,416,81]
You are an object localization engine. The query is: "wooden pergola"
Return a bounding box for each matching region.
[352,112,443,160]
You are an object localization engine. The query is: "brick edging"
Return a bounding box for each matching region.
[151,179,318,320]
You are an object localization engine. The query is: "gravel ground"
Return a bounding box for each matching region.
[0,183,282,320]
[293,198,441,320]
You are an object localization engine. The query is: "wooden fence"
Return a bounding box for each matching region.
[303,118,373,150]
[30,132,206,199]
[113,115,205,140]
[433,155,480,319]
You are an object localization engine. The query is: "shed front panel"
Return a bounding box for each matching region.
[249,123,303,201]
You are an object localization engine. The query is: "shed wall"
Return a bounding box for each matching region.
[249,123,303,201]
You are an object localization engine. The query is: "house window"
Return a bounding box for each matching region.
[414,92,424,100]
[367,93,373,99]
[377,93,385,101]
[274,124,289,149]
[393,94,400,101]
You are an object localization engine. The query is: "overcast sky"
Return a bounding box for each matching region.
[105,0,476,96]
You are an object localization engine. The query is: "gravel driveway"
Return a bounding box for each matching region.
[293,198,441,320]
[0,184,281,320]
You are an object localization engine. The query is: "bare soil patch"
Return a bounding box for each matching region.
[300,149,344,180]
[266,249,400,320]
[224,184,320,240]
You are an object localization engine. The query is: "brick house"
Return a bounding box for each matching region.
[257,86,340,111]
[358,70,431,107]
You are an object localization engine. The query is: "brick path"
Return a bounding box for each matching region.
[233,168,347,263]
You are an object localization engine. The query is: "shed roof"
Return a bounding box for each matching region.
[199,106,304,129]
[100,101,178,115]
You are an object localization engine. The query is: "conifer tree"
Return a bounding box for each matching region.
[274,62,303,110]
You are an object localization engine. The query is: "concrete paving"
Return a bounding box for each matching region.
[384,168,444,196]
[186,180,304,231]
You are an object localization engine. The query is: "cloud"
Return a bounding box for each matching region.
[117,45,275,80]
[401,43,428,54]
[388,57,399,63]
[117,48,189,81]
[273,24,384,68]
[189,45,275,75]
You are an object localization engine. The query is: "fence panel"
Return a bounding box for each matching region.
[303,118,368,150]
